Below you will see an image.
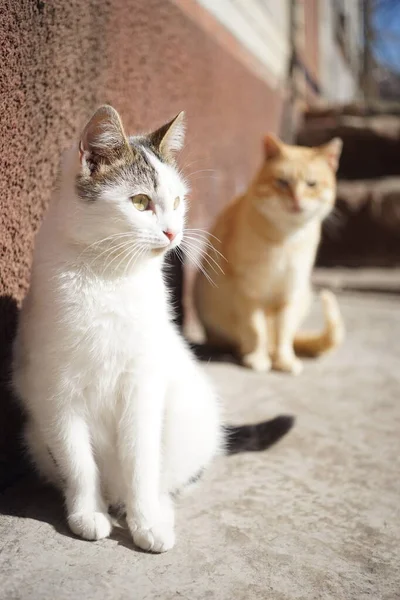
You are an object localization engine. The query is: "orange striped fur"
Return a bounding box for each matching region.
[194,135,344,374]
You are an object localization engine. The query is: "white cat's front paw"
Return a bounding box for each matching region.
[242,351,271,372]
[129,520,175,553]
[68,511,112,540]
[127,499,175,553]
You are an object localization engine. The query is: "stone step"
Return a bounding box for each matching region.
[318,178,400,267]
[298,114,400,180]
[312,267,400,295]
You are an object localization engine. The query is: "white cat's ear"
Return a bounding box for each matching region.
[263,134,282,160]
[319,137,343,172]
[79,105,130,174]
[148,112,186,161]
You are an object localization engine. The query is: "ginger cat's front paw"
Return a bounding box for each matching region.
[242,351,272,372]
[273,354,303,375]
[127,498,175,553]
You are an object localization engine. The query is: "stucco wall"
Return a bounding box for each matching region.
[0,0,283,485]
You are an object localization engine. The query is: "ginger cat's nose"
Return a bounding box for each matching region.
[289,194,303,212]
[291,200,303,213]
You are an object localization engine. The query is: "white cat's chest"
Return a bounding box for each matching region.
[51,268,171,369]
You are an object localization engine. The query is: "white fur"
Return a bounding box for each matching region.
[13,141,222,552]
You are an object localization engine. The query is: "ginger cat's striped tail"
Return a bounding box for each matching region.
[294,290,345,357]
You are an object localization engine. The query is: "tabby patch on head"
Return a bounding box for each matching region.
[76,106,185,203]
[73,105,188,256]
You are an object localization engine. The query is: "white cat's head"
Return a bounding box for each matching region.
[66,105,188,268]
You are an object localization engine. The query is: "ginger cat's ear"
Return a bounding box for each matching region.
[148,111,186,162]
[263,134,283,160]
[318,137,343,172]
[79,105,130,174]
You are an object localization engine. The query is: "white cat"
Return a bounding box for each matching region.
[12,106,293,552]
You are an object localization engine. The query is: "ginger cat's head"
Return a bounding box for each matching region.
[252,135,342,231]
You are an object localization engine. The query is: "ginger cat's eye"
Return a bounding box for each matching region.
[306,180,317,188]
[132,194,151,211]
[276,177,290,188]
[174,196,180,210]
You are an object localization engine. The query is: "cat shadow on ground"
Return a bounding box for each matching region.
[189,342,314,366]
[189,342,243,366]
[0,294,140,550]
[0,295,29,492]
[0,297,68,536]
[0,473,147,551]
[0,473,71,537]
[189,342,240,365]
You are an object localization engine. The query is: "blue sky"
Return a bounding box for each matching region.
[373,0,400,73]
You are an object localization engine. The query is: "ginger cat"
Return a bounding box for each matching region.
[194,134,345,375]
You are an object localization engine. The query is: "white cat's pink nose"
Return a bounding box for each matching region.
[163,230,176,242]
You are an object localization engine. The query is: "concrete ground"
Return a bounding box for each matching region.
[1,286,400,600]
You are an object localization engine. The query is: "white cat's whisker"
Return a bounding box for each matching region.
[187,175,219,183]
[183,231,226,259]
[180,158,208,173]
[78,232,133,262]
[102,241,142,275]
[183,232,227,263]
[86,235,134,263]
[185,228,224,246]
[182,237,225,275]
[123,243,146,276]
[180,243,217,287]
[93,239,138,271]
[174,246,185,267]
[182,233,225,265]
[185,169,218,178]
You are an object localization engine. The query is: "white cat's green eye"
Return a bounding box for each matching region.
[132,194,151,211]
[174,196,180,210]
[306,180,317,188]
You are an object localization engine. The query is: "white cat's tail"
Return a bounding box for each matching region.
[294,289,345,358]
[224,415,294,455]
